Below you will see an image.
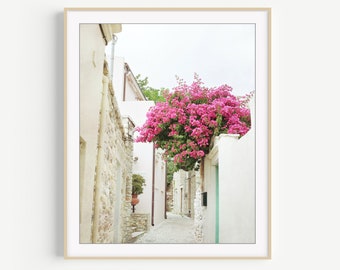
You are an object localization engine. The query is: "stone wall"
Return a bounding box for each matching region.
[193,171,204,243]
[120,116,134,243]
[130,213,150,232]
[91,75,134,244]
[123,213,150,243]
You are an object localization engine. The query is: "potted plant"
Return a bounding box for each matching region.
[131,174,146,212]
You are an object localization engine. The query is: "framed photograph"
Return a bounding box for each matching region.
[64,7,271,259]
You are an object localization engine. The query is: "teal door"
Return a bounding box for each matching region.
[215,165,219,244]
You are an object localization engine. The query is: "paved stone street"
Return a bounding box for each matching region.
[135,212,196,244]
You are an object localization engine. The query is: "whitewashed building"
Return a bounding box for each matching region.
[172,170,195,218]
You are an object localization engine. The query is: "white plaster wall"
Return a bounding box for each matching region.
[172,171,181,214]
[79,24,106,243]
[202,156,217,243]
[112,56,144,103]
[124,76,140,101]
[218,133,255,243]
[173,170,195,218]
[172,170,187,215]
[153,149,167,225]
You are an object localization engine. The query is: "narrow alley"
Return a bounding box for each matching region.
[135,212,196,244]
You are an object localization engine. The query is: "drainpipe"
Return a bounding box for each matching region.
[123,64,128,101]
[151,144,156,226]
[110,34,118,82]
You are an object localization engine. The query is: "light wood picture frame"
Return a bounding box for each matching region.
[64,7,271,259]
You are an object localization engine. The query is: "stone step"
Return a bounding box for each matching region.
[131,231,144,238]
[127,231,145,243]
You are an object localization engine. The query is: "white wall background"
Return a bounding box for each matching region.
[2,0,340,269]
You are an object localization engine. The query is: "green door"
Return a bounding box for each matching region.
[215,165,219,244]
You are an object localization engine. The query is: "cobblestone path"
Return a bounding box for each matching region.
[135,212,196,243]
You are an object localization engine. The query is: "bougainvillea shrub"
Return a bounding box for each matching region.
[135,75,253,171]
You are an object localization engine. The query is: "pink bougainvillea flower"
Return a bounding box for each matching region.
[135,74,253,171]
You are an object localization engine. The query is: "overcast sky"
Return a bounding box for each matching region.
[106,24,255,96]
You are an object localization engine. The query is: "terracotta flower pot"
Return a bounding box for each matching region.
[131,194,140,206]
[131,194,140,213]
